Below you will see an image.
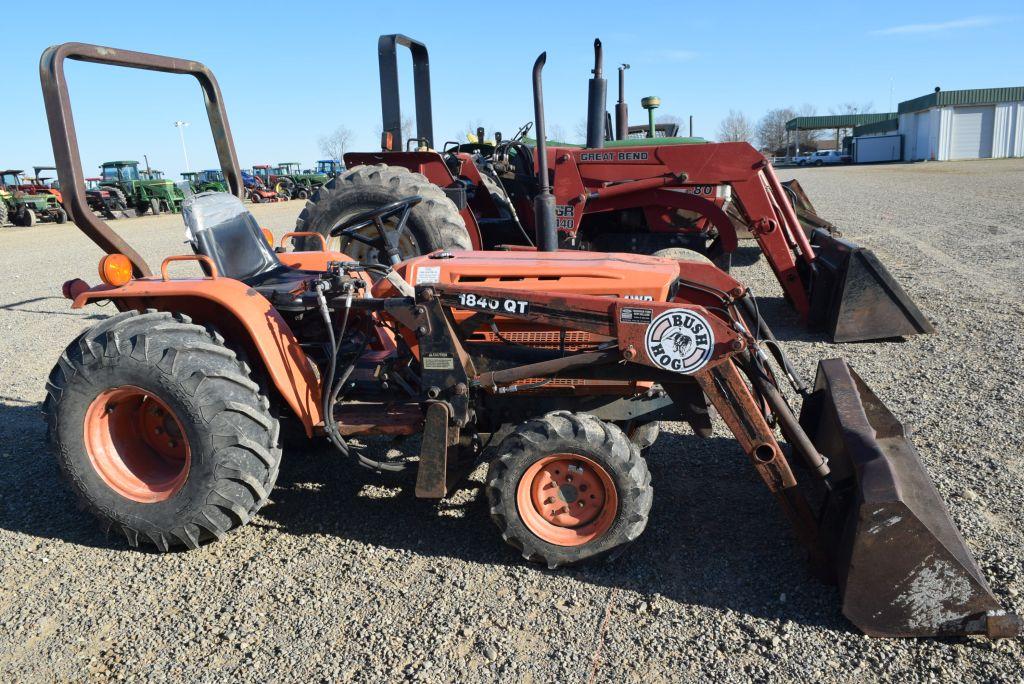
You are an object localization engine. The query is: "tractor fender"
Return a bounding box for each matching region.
[71,276,323,435]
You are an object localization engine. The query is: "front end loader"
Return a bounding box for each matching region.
[38,41,1018,640]
[299,35,932,344]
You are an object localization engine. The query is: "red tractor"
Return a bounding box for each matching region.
[295,36,931,344]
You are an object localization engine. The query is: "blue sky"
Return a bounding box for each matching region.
[4,1,1022,179]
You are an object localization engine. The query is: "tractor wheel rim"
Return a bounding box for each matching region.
[84,386,190,503]
[334,222,419,262]
[516,454,618,547]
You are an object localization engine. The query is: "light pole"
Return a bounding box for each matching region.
[174,120,191,172]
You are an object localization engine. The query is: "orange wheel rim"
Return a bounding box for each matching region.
[516,454,618,547]
[83,386,190,503]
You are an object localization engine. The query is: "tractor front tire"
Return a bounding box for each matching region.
[21,209,37,227]
[150,198,162,215]
[486,411,652,568]
[56,208,68,224]
[295,164,471,259]
[44,310,281,551]
[651,247,714,265]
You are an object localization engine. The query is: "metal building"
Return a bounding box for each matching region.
[899,87,1024,161]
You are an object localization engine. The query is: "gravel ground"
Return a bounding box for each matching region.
[1,160,1022,682]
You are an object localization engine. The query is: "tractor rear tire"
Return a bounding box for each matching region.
[0,203,8,226]
[651,247,714,265]
[43,310,281,551]
[486,411,652,568]
[295,164,471,260]
[105,186,128,207]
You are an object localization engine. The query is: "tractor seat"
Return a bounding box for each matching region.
[182,191,316,301]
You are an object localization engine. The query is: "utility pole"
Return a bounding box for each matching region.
[174,121,191,172]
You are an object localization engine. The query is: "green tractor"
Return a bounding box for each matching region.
[180,171,200,192]
[180,169,228,193]
[0,169,67,226]
[99,161,184,215]
[274,162,328,199]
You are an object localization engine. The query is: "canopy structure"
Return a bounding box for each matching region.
[785,113,897,155]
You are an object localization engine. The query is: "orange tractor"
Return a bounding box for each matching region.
[38,42,1019,639]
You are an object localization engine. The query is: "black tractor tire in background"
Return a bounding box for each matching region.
[21,208,37,227]
[43,310,282,551]
[105,186,128,208]
[0,202,8,226]
[486,411,653,568]
[295,164,472,259]
[56,208,68,224]
[295,188,309,201]
[150,198,162,215]
[250,191,264,203]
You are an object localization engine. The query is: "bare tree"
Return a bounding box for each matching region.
[756,108,797,154]
[376,117,415,146]
[574,118,589,144]
[548,124,567,143]
[318,125,353,161]
[716,110,753,143]
[830,101,875,138]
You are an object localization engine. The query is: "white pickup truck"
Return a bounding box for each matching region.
[798,150,852,166]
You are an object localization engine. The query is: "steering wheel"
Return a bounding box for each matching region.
[329,196,422,266]
[512,121,533,142]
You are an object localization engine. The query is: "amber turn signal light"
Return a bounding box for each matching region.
[98,254,133,287]
[261,228,274,246]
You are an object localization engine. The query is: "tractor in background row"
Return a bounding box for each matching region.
[250,164,295,197]
[182,169,229,194]
[296,35,932,344]
[83,177,131,219]
[99,161,184,215]
[315,159,344,177]
[241,169,287,203]
[1,169,67,226]
[275,162,328,198]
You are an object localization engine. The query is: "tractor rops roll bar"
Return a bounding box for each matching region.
[39,42,244,277]
[378,34,433,151]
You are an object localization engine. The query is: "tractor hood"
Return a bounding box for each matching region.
[394,250,683,301]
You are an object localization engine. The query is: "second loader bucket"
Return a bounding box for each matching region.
[806,228,935,343]
[800,359,1020,638]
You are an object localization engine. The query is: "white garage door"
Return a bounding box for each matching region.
[914,112,930,160]
[855,135,902,163]
[950,106,994,159]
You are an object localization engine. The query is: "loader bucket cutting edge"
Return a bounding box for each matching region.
[807,228,935,343]
[800,359,1020,638]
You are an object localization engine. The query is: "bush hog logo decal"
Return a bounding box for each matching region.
[644,309,715,374]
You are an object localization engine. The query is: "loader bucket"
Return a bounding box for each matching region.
[806,228,935,343]
[800,359,1020,638]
